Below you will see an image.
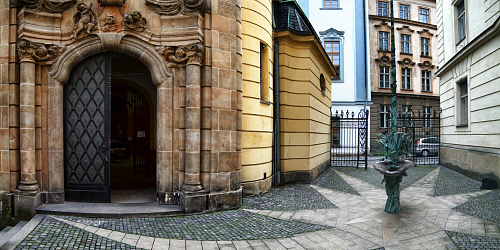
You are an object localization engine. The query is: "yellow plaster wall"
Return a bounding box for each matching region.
[277,35,332,174]
[240,0,274,190]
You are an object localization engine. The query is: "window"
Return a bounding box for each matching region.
[378,1,388,17]
[422,70,431,92]
[324,0,338,8]
[325,41,340,78]
[401,68,411,90]
[320,74,326,95]
[331,116,340,147]
[457,2,466,41]
[380,66,390,88]
[379,31,389,51]
[423,106,432,127]
[401,34,411,53]
[459,80,468,125]
[380,104,391,128]
[421,37,430,56]
[402,105,412,119]
[400,5,410,20]
[419,8,429,23]
[260,43,270,102]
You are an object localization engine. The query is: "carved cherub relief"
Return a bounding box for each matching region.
[101,14,118,32]
[73,3,98,39]
[156,43,204,67]
[123,11,147,31]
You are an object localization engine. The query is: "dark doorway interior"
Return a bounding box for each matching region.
[110,54,156,203]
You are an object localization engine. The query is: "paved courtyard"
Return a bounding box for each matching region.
[7,162,500,250]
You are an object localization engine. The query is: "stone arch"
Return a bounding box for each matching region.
[45,35,173,204]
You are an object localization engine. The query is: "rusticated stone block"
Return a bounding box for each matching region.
[210,152,219,173]
[201,66,212,87]
[236,110,242,130]
[212,130,231,152]
[219,110,237,131]
[212,49,231,70]
[230,170,241,191]
[236,72,242,91]
[207,188,242,212]
[212,88,231,110]
[1,150,8,172]
[212,14,230,34]
[231,52,242,72]
[218,1,240,21]
[0,171,10,191]
[201,108,211,129]
[218,32,236,52]
[209,172,229,192]
[181,191,207,213]
[230,90,238,110]
[9,149,19,171]
[201,87,211,108]
[0,128,7,150]
[211,109,219,130]
[219,69,237,91]
[219,151,237,172]
[200,150,211,172]
[9,105,18,127]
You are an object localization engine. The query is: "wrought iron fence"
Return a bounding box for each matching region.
[331,110,369,169]
[384,109,441,166]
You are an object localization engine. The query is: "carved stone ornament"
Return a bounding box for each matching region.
[15,0,76,13]
[146,0,210,15]
[101,14,118,32]
[123,11,147,31]
[17,39,66,65]
[156,43,205,67]
[98,0,126,7]
[73,3,98,40]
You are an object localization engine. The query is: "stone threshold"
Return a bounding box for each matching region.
[36,202,184,218]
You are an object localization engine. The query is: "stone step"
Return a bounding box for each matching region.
[37,202,184,218]
[0,221,27,249]
[0,226,12,239]
[0,215,44,250]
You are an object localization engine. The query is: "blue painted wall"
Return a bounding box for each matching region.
[354,0,368,103]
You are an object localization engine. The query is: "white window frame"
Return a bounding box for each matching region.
[419,8,429,23]
[380,104,390,128]
[380,66,390,88]
[378,1,389,17]
[422,70,431,92]
[401,68,412,90]
[421,37,430,56]
[457,1,466,41]
[400,4,410,20]
[379,31,389,51]
[423,106,432,127]
[458,80,468,126]
[401,34,411,54]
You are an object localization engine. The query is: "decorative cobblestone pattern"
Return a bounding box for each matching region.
[334,165,436,190]
[435,166,482,196]
[56,210,329,241]
[241,184,337,211]
[311,167,360,195]
[453,189,500,225]
[446,230,500,249]
[14,216,144,250]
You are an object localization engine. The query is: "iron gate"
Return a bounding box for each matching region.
[386,109,441,166]
[331,110,369,169]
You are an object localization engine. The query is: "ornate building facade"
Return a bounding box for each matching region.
[0,0,335,219]
[368,0,440,152]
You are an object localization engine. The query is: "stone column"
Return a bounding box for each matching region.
[14,39,42,220]
[18,50,39,192]
[182,59,203,192]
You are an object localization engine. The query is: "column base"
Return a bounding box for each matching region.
[180,190,207,213]
[207,188,242,212]
[181,182,203,192]
[13,190,41,221]
[41,191,65,204]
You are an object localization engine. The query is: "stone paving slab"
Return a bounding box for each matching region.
[10,165,500,250]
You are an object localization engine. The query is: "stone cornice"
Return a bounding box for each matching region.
[436,16,500,76]
[369,15,437,30]
[14,0,76,13]
[146,0,210,15]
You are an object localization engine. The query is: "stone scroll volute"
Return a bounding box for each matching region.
[17,39,66,65]
[156,43,205,67]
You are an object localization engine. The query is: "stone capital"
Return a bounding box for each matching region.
[17,39,66,65]
[156,43,205,67]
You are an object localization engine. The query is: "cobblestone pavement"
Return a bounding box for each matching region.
[11,166,500,250]
[435,166,482,196]
[312,167,360,195]
[241,184,337,211]
[454,189,500,224]
[446,230,500,249]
